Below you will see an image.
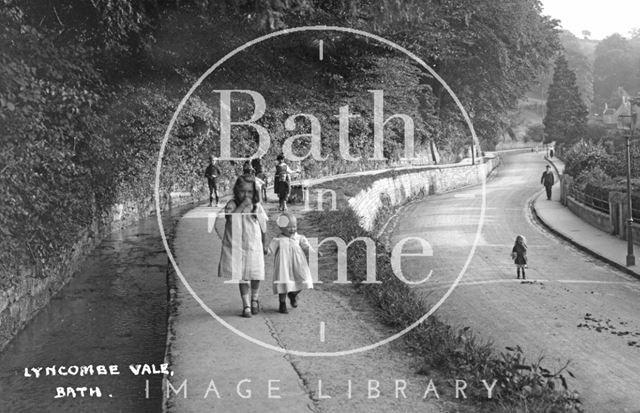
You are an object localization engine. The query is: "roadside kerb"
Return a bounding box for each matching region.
[531,157,640,281]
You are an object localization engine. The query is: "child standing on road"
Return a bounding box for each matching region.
[218,175,268,318]
[268,212,315,314]
[511,235,528,280]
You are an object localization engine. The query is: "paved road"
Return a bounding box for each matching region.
[390,151,640,412]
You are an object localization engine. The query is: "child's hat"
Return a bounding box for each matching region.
[276,212,296,228]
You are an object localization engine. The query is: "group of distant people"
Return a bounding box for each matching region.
[204,154,308,317]
[204,154,299,210]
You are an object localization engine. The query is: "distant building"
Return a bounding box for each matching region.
[602,103,616,125]
[602,87,640,129]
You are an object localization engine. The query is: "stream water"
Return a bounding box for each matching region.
[0,206,188,413]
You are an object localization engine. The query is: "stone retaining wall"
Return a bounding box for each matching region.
[560,174,640,246]
[0,192,202,351]
[348,156,500,232]
[566,196,614,234]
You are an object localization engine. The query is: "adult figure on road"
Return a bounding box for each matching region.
[205,156,222,207]
[541,165,555,200]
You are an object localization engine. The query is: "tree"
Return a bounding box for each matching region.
[559,31,594,111]
[358,0,560,150]
[0,0,562,286]
[593,34,638,111]
[528,31,594,114]
[543,55,588,147]
[582,30,591,40]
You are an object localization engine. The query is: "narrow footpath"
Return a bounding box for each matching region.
[165,184,468,413]
[533,157,640,280]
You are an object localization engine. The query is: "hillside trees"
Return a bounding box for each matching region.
[559,31,594,110]
[424,0,559,150]
[139,0,560,153]
[527,31,595,113]
[593,34,640,111]
[328,0,561,151]
[543,55,588,147]
[1,0,560,285]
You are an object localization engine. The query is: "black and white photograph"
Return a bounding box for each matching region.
[1,1,639,412]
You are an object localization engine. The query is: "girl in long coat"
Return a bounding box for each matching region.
[511,235,528,280]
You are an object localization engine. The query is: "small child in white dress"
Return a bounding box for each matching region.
[268,212,315,314]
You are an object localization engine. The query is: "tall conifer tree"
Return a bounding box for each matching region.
[543,54,588,146]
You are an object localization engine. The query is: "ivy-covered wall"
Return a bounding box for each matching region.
[0,189,202,352]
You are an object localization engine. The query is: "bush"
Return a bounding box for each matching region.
[563,142,618,178]
[574,166,614,191]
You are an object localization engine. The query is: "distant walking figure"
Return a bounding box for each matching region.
[511,235,528,280]
[274,154,297,211]
[541,165,555,200]
[205,156,222,207]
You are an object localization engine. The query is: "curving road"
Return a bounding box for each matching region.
[390,151,640,412]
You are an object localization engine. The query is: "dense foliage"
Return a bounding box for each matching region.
[0,1,212,286]
[562,142,619,178]
[562,140,640,221]
[543,55,588,147]
[529,30,640,117]
[559,31,595,110]
[593,33,640,112]
[1,3,104,282]
[1,0,560,287]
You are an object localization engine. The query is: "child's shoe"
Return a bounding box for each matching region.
[279,301,288,314]
[242,306,252,318]
[251,299,260,315]
[287,292,298,308]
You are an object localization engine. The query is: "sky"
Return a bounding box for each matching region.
[541,0,638,40]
